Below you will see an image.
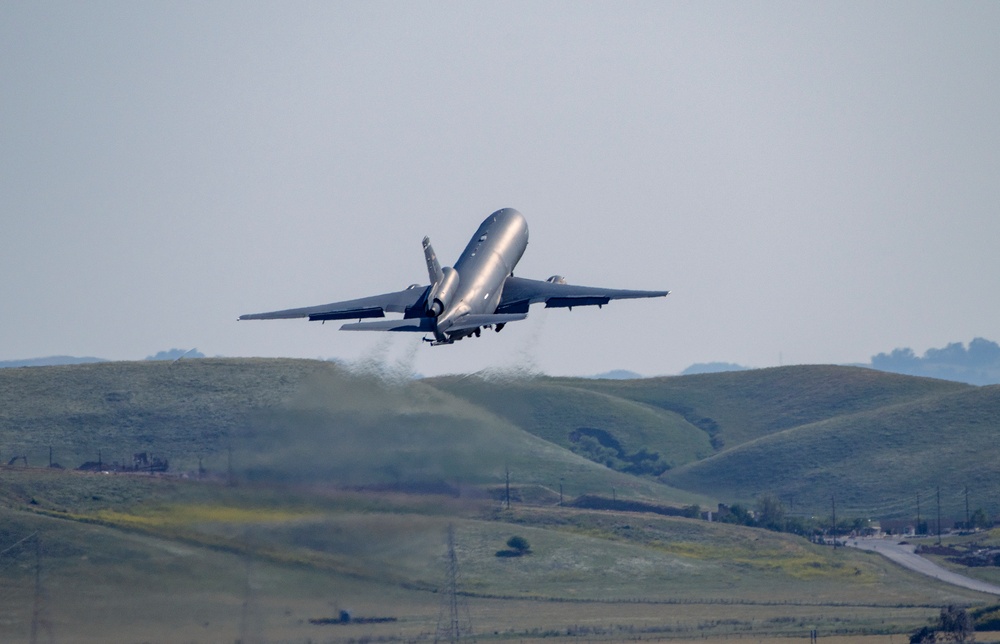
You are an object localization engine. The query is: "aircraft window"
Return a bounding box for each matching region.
[479,234,488,241]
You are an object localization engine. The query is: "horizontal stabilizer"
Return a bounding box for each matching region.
[445,313,527,332]
[341,318,436,333]
[309,307,385,321]
[238,285,429,322]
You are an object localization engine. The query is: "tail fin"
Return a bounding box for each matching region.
[422,237,444,285]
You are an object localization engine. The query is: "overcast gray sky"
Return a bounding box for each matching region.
[2,2,998,377]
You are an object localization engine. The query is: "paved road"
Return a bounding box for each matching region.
[846,537,1000,596]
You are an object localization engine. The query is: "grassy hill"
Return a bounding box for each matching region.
[0,359,706,507]
[557,365,972,449]
[425,375,714,471]
[4,360,998,520]
[429,366,999,521]
[662,384,1000,517]
[0,358,319,471]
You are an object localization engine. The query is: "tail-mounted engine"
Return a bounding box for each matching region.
[422,236,461,318]
[426,266,460,317]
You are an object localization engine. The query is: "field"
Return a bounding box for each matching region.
[0,467,994,643]
[2,359,1000,641]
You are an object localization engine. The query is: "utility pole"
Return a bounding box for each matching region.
[504,464,510,510]
[917,493,922,535]
[936,486,942,545]
[559,478,563,506]
[965,486,970,529]
[831,495,837,548]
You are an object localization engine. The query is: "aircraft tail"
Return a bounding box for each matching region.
[422,237,444,285]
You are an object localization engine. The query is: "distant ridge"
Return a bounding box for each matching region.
[0,356,107,368]
[681,362,749,375]
[588,369,643,380]
[0,348,206,368]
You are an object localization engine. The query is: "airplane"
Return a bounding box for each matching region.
[239,208,669,345]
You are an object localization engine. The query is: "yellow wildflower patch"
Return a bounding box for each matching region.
[95,504,314,528]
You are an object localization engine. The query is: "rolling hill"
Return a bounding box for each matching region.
[3,358,998,522]
[427,366,998,522]
[0,359,707,507]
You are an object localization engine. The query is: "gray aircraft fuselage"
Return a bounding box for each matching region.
[437,208,528,333]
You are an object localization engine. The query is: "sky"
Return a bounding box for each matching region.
[2,2,999,378]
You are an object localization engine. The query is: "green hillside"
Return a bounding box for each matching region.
[663,384,1000,517]
[428,366,999,519]
[0,359,706,507]
[426,375,713,471]
[4,360,997,520]
[559,365,972,449]
[0,358,322,471]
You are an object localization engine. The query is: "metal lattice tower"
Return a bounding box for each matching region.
[434,524,473,644]
[29,534,54,644]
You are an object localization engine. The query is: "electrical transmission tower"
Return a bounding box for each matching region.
[435,524,473,644]
[238,554,263,644]
[29,534,54,644]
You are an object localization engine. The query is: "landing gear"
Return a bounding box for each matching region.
[495,323,505,332]
[423,336,454,346]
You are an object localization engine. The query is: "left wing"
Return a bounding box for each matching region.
[495,276,669,315]
[239,285,430,322]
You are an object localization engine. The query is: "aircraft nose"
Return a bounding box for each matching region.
[489,208,528,239]
[492,207,523,223]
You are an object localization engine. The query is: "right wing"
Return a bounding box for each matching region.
[239,285,430,322]
[496,276,669,314]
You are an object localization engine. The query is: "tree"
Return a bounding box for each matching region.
[755,494,786,531]
[718,503,756,527]
[912,605,976,643]
[496,535,532,557]
[970,508,992,530]
[506,536,531,555]
[909,626,934,644]
[938,605,974,643]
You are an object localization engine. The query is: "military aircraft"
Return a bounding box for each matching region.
[239,208,669,345]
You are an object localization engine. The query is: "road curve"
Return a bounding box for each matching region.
[846,537,1000,596]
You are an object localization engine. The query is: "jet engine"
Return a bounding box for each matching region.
[426,266,460,317]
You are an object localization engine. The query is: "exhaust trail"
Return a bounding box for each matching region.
[479,311,547,382]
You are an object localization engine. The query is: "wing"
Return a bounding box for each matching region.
[496,276,669,314]
[239,285,430,322]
